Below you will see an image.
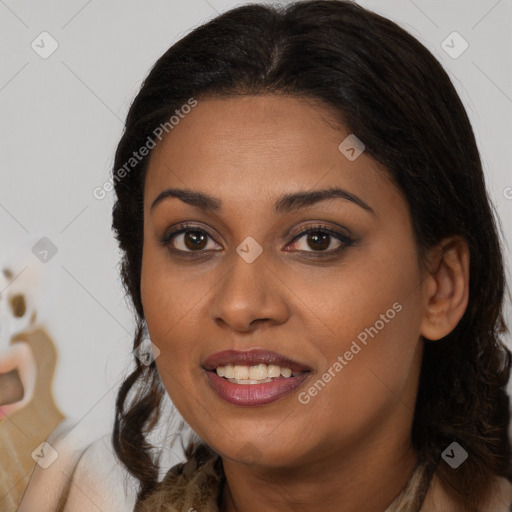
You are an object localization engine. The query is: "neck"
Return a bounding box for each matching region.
[221,428,418,512]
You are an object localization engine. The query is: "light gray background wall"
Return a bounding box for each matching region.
[1,0,511,440]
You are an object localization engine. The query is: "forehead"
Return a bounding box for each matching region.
[144,95,398,215]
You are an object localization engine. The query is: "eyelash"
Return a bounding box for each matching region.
[159,222,354,259]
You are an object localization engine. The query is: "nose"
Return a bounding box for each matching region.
[209,247,290,333]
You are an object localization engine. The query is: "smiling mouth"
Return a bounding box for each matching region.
[202,349,312,405]
[213,363,305,383]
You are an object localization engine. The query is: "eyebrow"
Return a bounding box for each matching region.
[150,187,375,215]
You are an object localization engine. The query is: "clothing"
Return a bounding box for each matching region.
[134,442,437,512]
[18,423,512,512]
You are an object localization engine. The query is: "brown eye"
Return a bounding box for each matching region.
[305,232,331,251]
[183,230,209,250]
[161,225,221,254]
[287,226,352,254]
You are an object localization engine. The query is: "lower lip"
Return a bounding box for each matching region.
[205,370,310,406]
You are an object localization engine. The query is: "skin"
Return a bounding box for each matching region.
[140,94,470,512]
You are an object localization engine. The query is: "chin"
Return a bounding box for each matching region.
[200,424,312,468]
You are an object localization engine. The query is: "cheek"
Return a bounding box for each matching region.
[314,297,423,433]
[141,278,203,367]
[295,244,424,401]
[140,250,214,403]
[295,304,423,446]
[141,270,206,415]
[289,243,422,349]
[141,243,204,339]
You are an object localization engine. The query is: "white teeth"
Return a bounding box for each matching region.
[227,378,273,384]
[249,364,267,380]
[215,363,300,381]
[267,365,281,378]
[233,365,249,379]
[280,367,292,378]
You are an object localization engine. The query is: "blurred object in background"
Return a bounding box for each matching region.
[0,267,64,512]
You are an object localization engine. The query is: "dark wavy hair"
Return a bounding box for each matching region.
[111,0,512,509]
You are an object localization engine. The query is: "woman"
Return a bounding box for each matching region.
[29,0,512,510]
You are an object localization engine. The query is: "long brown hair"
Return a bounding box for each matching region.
[111,1,512,509]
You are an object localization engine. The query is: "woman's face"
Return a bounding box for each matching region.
[141,94,429,468]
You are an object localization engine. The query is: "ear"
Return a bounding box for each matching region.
[420,236,470,341]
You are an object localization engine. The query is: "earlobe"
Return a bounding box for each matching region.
[420,237,470,341]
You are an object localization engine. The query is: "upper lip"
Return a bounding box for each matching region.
[202,349,311,373]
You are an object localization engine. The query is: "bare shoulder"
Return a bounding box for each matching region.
[57,434,137,512]
[421,472,512,512]
[18,419,137,512]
